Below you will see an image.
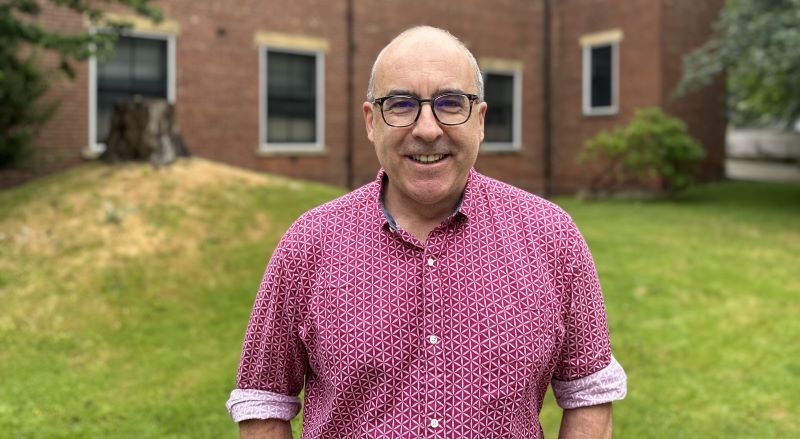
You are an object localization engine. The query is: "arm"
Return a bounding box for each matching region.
[227,234,308,430]
[239,419,293,439]
[558,403,612,439]
[552,217,625,435]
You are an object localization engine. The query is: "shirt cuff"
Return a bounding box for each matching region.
[226,388,302,422]
[552,355,627,409]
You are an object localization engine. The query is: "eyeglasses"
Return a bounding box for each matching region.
[372,93,480,127]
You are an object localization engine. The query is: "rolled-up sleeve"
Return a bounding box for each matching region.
[226,234,309,422]
[552,355,627,409]
[552,218,627,408]
[226,388,302,422]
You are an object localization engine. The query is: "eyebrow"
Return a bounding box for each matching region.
[383,87,468,99]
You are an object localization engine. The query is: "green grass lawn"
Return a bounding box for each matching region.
[1,159,797,438]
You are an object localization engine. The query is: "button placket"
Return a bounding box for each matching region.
[421,248,446,435]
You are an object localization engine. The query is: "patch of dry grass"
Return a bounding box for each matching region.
[0,158,284,334]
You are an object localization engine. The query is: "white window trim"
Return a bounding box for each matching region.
[259,46,325,154]
[87,30,176,154]
[582,41,619,117]
[481,68,523,152]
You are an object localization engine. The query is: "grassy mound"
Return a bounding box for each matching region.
[0,159,341,437]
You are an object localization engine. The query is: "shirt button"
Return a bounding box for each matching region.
[429,418,440,428]
[428,335,439,345]
[427,257,435,266]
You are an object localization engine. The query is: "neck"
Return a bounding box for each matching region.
[383,179,465,243]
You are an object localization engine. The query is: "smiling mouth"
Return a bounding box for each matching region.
[409,154,447,164]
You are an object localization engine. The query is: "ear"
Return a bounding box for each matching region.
[476,101,488,144]
[362,101,376,142]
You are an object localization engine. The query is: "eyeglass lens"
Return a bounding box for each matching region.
[381,94,472,127]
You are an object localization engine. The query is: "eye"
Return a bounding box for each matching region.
[434,95,467,113]
[384,97,417,112]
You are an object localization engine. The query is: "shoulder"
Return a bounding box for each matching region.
[474,172,576,230]
[308,180,376,218]
[277,180,378,254]
[292,180,375,228]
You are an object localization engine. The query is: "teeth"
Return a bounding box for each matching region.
[411,154,445,163]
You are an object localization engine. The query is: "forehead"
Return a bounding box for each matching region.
[374,33,474,96]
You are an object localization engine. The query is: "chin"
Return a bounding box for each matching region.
[408,185,455,206]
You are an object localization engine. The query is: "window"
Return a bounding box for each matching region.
[260,48,324,151]
[92,34,174,148]
[482,70,522,151]
[582,41,619,116]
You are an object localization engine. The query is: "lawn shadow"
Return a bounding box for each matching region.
[674,181,800,215]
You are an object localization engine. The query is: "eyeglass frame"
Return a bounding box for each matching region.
[372,93,481,128]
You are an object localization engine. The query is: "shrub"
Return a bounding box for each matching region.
[579,107,706,195]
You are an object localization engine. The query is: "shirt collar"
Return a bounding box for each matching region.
[374,168,479,230]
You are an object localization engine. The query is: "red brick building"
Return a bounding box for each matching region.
[2,0,726,194]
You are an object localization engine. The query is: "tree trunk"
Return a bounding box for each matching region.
[101,96,189,166]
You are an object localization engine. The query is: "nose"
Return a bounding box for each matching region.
[412,103,443,143]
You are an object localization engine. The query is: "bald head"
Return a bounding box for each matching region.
[366,26,484,102]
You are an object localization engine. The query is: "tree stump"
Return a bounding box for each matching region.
[101,96,190,166]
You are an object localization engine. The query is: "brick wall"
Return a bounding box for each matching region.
[164,0,350,187]
[3,0,352,188]
[550,0,664,194]
[2,0,725,194]
[548,0,726,194]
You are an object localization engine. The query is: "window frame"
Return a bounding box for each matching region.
[481,67,522,152]
[582,41,619,117]
[259,46,325,153]
[88,30,176,154]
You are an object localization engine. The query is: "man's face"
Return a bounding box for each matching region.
[362,34,487,212]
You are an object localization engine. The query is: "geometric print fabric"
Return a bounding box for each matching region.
[230,169,626,438]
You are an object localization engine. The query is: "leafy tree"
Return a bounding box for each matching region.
[579,108,706,195]
[0,0,161,169]
[675,0,800,128]
[0,45,57,167]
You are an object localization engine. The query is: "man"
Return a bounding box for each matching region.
[227,26,626,438]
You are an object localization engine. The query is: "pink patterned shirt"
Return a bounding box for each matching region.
[227,169,626,438]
